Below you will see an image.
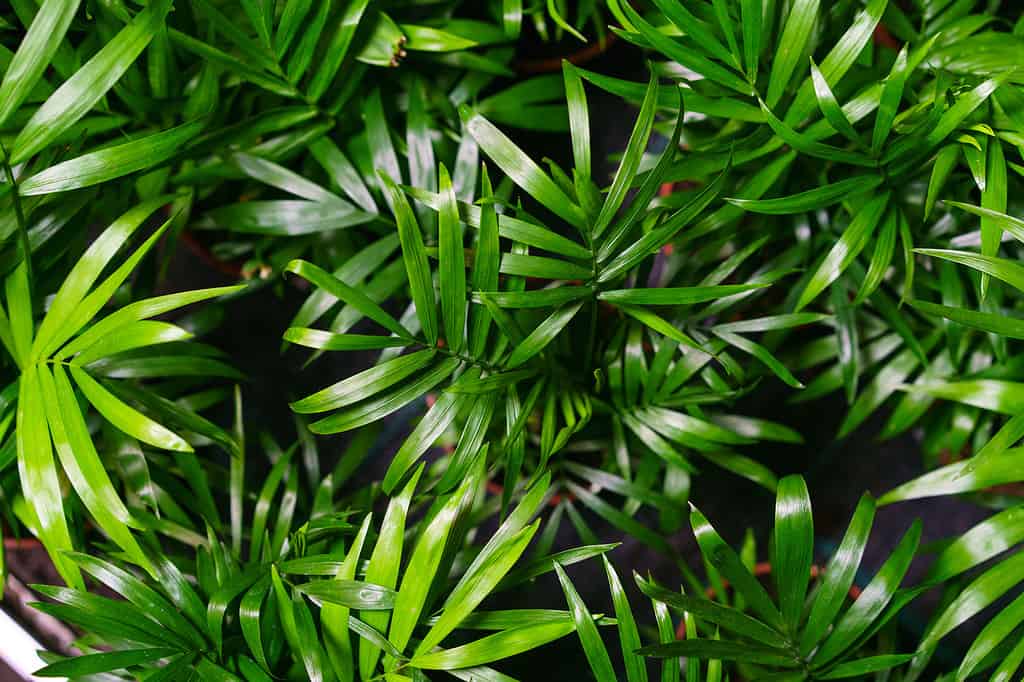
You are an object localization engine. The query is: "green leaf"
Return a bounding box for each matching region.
[593,70,659,238]
[401,23,478,51]
[925,145,959,221]
[20,121,203,195]
[759,98,874,166]
[0,0,81,129]
[555,563,616,681]
[273,0,313,56]
[690,504,783,630]
[809,59,861,144]
[309,138,377,213]
[427,609,582,630]
[830,283,858,402]
[812,520,921,665]
[600,162,732,281]
[726,175,882,215]
[651,0,735,67]
[921,551,1024,651]
[220,573,266,660]
[506,302,583,368]
[11,0,173,164]
[382,383,466,493]
[713,312,828,333]
[381,172,438,345]
[981,138,1008,299]
[475,287,590,309]
[563,62,591,179]
[766,0,819,106]
[32,197,169,359]
[620,3,751,96]
[364,86,402,196]
[65,551,201,648]
[946,201,1024,245]
[916,249,1024,293]
[173,30,295,96]
[283,329,411,351]
[958,589,1024,681]
[740,0,761,79]
[817,654,915,678]
[573,67,761,122]
[297,580,397,610]
[461,106,585,229]
[469,165,500,356]
[502,0,522,38]
[801,493,875,653]
[16,366,82,588]
[641,406,753,447]
[55,285,244,363]
[360,465,422,678]
[323,514,372,682]
[837,331,939,438]
[637,639,797,666]
[310,357,461,435]
[390,474,476,654]
[991,636,1024,682]
[499,254,591,281]
[871,45,909,154]
[878,447,1023,504]
[204,199,374,235]
[187,0,273,73]
[908,299,1024,339]
[712,415,803,443]
[855,206,898,304]
[307,0,369,101]
[599,284,767,306]
[39,219,168,357]
[923,77,1004,149]
[406,76,436,230]
[41,365,149,571]
[6,263,32,367]
[796,192,890,310]
[34,648,179,678]
[232,152,342,203]
[409,621,576,670]
[444,369,536,394]
[31,585,171,647]
[70,366,191,452]
[774,475,813,630]
[904,379,1024,415]
[283,7,336,78]
[405,186,590,259]
[285,259,411,340]
[349,615,406,664]
[603,557,647,682]
[271,565,327,682]
[72,321,192,366]
[786,0,888,124]
[961,411,1024,478]
[438,163,466,353]
[711,0,740,65]
[636,577,788,648]
[418,520,539,654]
[713,329,803,389]
[567,481,675,554]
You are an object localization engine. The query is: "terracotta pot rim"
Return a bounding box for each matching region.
[515,34,618,74]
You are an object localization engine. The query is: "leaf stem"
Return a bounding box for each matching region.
[583,293,598,377]
[1,144,33,300]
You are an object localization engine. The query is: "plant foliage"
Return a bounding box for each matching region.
[2,0,1024,679]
